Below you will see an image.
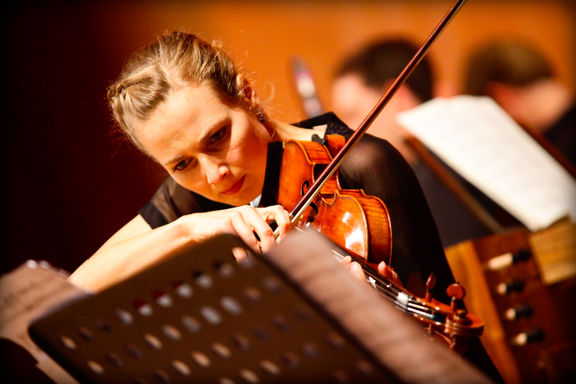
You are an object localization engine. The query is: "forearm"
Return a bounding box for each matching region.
[69,218,194,292]
[69,205,290,292]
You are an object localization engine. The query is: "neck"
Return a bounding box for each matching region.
[268,119,327,142]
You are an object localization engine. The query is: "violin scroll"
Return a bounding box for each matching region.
[444,283,483,353]
[367,267,484,353]
[420,278,483,353]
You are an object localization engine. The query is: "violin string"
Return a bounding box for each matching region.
[374,283,437,318]
[371,278,435,318]
[332,248,403,297]
[331,250,440,319]
[378,282,438,318]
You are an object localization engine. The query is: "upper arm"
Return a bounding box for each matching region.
[96,215,152,253]
[341,136,413,198]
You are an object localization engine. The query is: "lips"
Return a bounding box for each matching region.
[222,175,246,195]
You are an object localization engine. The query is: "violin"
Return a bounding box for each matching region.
[277,135,392,267]
[276,135,483,352]
[275,0,481,352]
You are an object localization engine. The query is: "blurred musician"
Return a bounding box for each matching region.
[463,38,576,166]
[330,38,502,247]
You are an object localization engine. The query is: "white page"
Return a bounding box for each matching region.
[398,96,576,231]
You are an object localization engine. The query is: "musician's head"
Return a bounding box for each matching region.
[464,39,553,96]
[107,31,273,206]
[330,38,435,163]
[463,38,572,133]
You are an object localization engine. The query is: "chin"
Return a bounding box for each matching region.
[219,181,263,207]
[218,194,251,207]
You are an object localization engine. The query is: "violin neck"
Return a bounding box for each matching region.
[331,249,444,324]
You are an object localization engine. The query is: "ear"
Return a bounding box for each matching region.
[237,74,253,104]
[239,77,263,118]
[243,85,253,102]
[237,74,267,125]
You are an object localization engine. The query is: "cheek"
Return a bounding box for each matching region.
[227,141,266,174]
[168,171,209,196]
[230,124,270,165]
[248,134,270,170]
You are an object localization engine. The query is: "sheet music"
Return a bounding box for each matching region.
[398,96,576,231]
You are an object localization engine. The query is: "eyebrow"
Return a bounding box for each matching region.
[163,154,188,169]
[161,118,224,168]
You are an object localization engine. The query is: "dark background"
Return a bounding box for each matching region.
[1,3,166,275]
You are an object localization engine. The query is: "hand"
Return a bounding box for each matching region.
[376,260,400,284]
[339,256,366,280]
[179,204,291,255]
[340,256,401,286]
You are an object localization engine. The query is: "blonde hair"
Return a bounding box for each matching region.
[107,31,254,150]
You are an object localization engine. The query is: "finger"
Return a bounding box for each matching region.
[227,211,261,252]
[232,246,249,262]
[339,255,353,267]
[238,206,276,252]
[349,262,366,281]
[378,261,399,283]
[339,256,366,281]
[265,205,291,240]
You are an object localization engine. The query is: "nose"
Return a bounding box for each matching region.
[203,158,230,185]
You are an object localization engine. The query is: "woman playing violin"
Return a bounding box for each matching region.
[69,31,453,302]
[67,30,504,382]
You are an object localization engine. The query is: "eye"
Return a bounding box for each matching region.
[173,159,190,172]
[209,126,228,145]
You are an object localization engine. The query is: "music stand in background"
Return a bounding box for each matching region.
[27,230,490,383]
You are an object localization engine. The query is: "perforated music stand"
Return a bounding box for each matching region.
[28,234,395,383]
[28,230,490,384]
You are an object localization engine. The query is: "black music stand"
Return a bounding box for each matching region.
[28,230,490,384]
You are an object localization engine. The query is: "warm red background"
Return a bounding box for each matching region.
[2,0,574,275]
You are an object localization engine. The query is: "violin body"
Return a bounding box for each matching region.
[276,136,484,352]
[277,137,393,266]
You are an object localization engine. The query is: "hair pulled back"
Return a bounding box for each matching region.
[107,31,247,149]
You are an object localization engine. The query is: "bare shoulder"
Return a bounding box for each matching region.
[274,120,327,141]
[98,215,152,251]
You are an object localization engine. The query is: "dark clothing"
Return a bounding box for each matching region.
[138,112,501,381]
[412,156,522,248]
[545,103,576,166]
[139,112,452,300]
[412,161,494,247]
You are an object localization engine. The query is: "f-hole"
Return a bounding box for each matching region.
[301,180,318,223]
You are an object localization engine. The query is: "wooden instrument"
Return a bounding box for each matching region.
[276,134,483,352]
[277,135,392,267]
[274,0,483,351]
[446,219,576,383]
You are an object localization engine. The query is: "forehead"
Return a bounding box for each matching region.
[133,84,228,161]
